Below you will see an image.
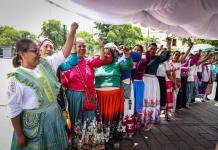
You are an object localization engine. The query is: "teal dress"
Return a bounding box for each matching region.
[8,58,68,150]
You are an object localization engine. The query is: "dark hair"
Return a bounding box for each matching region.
[173,50,180,55]
[107,48,115,63]
[12,38,34,68]
[134,44,144,52]
[150,42,157,47]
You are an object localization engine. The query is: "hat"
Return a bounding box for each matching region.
[104,43,118,50]
[37,37,54,49]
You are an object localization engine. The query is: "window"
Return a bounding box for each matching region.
[0,48,3,58]
[172,39,177,46]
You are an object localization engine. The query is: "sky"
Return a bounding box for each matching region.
[0,0,96,35]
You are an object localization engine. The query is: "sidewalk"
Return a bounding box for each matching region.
[119,100,218,150]
[0,101,217,150]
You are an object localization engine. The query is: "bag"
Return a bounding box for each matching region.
[62,87,72,133]
[83,88,97,111]
[76,66,97,111]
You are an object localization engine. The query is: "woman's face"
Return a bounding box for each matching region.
[173,52,180,61]
[77,42,86,58]
[40,40,54,57]
[134,46,143,56]
[104,49,113,62]
[21,43,40,69]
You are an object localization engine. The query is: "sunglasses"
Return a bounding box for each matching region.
[27,48,40,54]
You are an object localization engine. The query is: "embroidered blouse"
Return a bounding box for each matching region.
[95,57,133,88]
[61,56,110,91]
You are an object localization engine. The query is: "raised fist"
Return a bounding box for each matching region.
[71,22,79,32]
[98,37,104,47]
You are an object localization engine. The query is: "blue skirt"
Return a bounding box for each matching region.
[11,103,68,150]
[66,90,95,125]
[133,80,145,114]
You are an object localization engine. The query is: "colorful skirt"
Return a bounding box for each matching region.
[166,81,174,112]
[66,90,104,149]
[121,81,135,137]
[133,80,145,129]
[142,74,160,125]
[96,89,124,143]
[11,103,68,150]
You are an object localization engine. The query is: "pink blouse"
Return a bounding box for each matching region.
[61,56,110,91]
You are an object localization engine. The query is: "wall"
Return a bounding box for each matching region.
[0,58,14,150]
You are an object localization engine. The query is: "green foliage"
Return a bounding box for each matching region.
[40,19,65,50]
[94,23,144,49]
[20,30,37,40]
[77,31,98,56]
[0,26,36,47]
[181,38,218,47]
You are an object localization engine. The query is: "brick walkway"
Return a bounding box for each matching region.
[119,100,218,150]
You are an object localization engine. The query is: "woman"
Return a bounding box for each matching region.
[142,38,172,131]
[170,51,182,113]
[60,38,110,149]
[38,37,55,57]
[7,22,78,150]
[95,45,133,148]
[132,44,150,129]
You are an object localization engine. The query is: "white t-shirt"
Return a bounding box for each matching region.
[156,63,166,77]
[202,65,210,82]
[7,51,65,118]
[187,64,197,82]
[171,62,181,78]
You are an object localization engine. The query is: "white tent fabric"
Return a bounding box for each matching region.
[71,0,218,40]
[191,44,215,53]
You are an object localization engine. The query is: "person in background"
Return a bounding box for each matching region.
[60,38,110,149]
[38,37,55,57]
[142,37,172,131]
[7,22,78,150]
[95,45,132,149]
[132,43,150,129]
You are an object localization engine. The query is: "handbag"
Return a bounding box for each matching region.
[62,87,72,132]
[76,66,97,111]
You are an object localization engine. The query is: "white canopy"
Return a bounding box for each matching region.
[191,44,215,53]
[71,0,218,40]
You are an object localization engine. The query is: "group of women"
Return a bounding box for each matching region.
[7,21,218,150]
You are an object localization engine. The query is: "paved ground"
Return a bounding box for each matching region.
[1,100,218,150]
[119,100,218,150]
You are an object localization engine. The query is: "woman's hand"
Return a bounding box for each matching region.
[70,22,79,33]
[17,134,26,147]
[98,37,104,48]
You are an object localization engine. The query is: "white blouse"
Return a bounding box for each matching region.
[7,51,65,118]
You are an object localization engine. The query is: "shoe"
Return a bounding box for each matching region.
[113,142,120,149]
[144,124,153,131]
[165,115,171,121]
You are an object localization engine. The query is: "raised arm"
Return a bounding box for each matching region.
[62,22,78,58]
[180,42,193,63]
[197,53,212,65]
[71,37,77,54]
[166,37,172,51]
[98,37,105,61]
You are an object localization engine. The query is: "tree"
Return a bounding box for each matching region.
[0,26,36,47]
[20,30,37,40]
[181,38,218,47]
[77,31,98,56]
[94,23,144,48]
[40,19,65,50]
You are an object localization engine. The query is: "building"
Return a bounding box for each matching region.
[0,46,15,58]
